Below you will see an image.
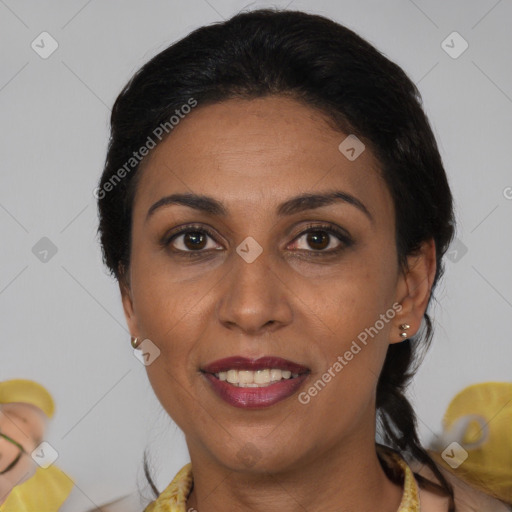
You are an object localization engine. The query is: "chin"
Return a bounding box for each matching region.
[215,443,300,475]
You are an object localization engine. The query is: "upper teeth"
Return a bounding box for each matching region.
[215,369,300,387]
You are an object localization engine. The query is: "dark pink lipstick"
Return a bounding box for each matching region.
[201,356,310,409]
[202,356,309,374]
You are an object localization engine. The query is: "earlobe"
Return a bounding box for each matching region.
[391,238,436,344]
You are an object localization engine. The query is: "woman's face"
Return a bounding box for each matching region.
[121,96,431,473]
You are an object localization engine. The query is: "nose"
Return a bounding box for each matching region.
[216,248,293,335]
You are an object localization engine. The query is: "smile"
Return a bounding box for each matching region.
[214,368,300,387]
[201,356,310,408]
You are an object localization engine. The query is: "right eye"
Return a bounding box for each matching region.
[162,224,224,255]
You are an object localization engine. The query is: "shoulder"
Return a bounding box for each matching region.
[409,456,511,512]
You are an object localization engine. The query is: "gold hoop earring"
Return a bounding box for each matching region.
[399,324,410,339]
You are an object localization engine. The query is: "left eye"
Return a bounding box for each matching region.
[289,227,347,252]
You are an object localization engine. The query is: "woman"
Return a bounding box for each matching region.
[96,9,509,512]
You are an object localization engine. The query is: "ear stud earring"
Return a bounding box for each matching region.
[399,324,410,339]
[131,336,141,349]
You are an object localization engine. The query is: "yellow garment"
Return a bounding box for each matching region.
[0,465,74,512]
[0,379,55,418]
[143,446,420,511]
[0,379,74,511]
[433,381,512,504]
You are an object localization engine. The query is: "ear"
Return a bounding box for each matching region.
[391,238,437,344]
[118,267,139,338]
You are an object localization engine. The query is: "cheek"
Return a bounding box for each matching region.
[304,247,397,335]
[24,418,46,446]
[129,260,213,417]
[306,245,398,387]
[130,250,210,339]
[298,300,395,439]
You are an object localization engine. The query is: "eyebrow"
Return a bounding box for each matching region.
[146,190,373,223]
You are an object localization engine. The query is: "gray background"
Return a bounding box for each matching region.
[1,0,511,510]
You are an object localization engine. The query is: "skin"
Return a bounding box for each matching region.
[0,403,46,505]
[120,95,437,511]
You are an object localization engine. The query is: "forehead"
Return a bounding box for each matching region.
[133,96,393,222]
[0,403,46,427]
[0,404,46,447]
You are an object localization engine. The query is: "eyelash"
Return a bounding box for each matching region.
[161,223,353,258]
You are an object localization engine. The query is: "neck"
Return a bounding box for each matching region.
[185,432,404,512]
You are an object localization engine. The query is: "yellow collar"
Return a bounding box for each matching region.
[144,448,420,512]
[0,466,74,512]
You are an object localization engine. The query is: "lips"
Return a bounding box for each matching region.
[201,356,310,409]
